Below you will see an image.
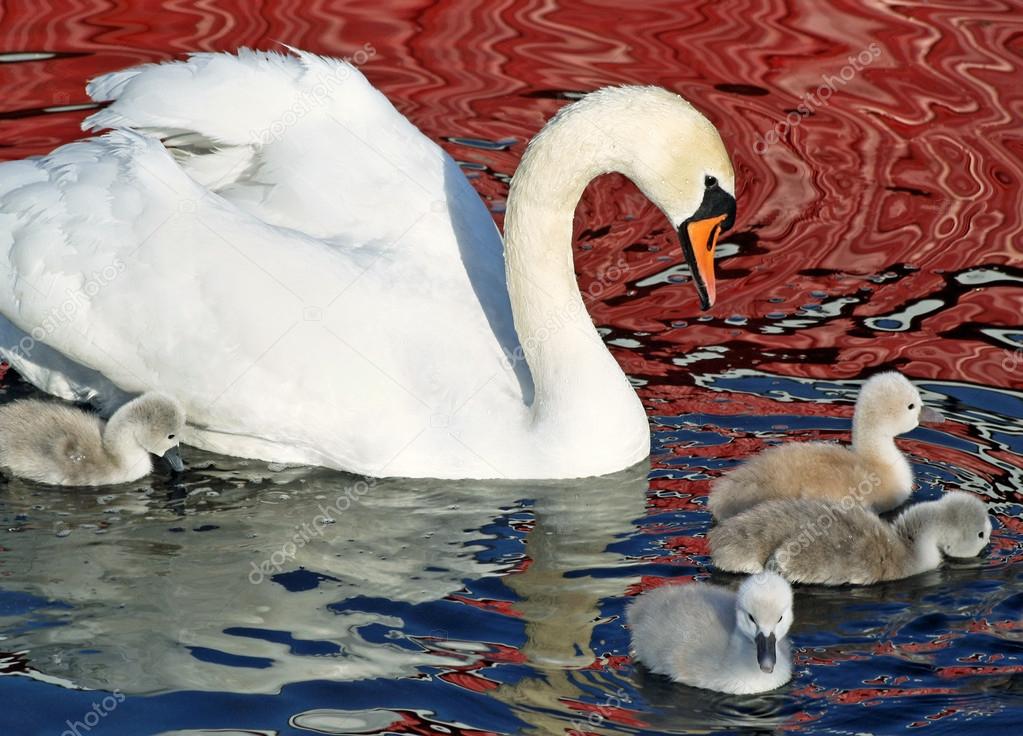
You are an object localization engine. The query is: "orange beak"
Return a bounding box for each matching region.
[685,214,727,308]
[678,181,736,310]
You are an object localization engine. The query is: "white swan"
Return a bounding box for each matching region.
[0,49,735,479]
[628,572,794,694]
[0,392,185,485]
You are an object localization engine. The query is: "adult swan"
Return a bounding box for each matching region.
[0,49,736,480]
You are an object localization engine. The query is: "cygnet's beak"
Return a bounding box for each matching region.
[919,406,944,424]
[162,446,185,473]
[755,631,777,673]
[678,182,736,310]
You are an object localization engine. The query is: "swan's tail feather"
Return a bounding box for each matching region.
[85,66,146,104]
[76,46,443,245]
[82,48,381,148]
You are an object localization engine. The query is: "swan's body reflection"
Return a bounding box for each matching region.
[0,450,646,708]
[5,444,1020,735]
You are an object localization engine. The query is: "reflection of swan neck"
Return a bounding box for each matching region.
[503,109,645,446]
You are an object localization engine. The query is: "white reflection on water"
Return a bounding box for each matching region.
[0,450,646,698]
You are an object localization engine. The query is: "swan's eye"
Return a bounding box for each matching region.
[747,613,755,624]
[978,531,985,538]
[778,615,784,623]
[908,403,916,410]
[704,175,718,188]
[167,434,176,440]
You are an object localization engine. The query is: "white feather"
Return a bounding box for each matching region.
[0,49,735,479]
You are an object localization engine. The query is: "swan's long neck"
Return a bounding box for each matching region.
[725,624,750,661]
[724,624,766,683]
[894,505,943,574]
[503,116,648,452]
[102,404,149,468]
[852,411,902,462]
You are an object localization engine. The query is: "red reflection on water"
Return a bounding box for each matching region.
[0,3,1020,729]
[0,1,1018,388]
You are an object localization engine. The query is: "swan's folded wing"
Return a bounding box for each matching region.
[82,48,453,248]
[85,49,338,144]
[0,130,363,419]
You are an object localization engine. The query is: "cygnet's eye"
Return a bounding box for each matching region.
[167,434,176,440]
[908,403,916,410]
[705,175,718,188]
[978,531,985,538]
[747,612,756,624]
[778,614,784,623]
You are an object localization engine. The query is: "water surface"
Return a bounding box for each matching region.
[0,1,1021,734]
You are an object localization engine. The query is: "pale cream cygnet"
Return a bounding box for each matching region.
[709,372,943,520]
[0,392,186,486]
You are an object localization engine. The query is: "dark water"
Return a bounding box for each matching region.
[1,1,1022,734]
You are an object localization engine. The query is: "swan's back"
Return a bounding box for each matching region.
[0,399,106,484]
[707,440,900,522]
[710,500,911,585]
[709,442,869,519]
[627,583,733,681]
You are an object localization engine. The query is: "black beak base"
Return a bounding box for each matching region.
[755,631,777,674]
[696,180,737,233]
[677,181,737,311]
[163,446,185,474]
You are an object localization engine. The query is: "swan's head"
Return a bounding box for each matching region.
[125,392,187,471]
[735,571,793,674]
[597,87,736,309]
[932,491,992,558]
[519,86,735,309]
[854,371,943,438]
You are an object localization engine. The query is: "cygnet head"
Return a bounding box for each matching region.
[854,371,943,438]
[121,393,187,470]
[522,86,736,308]
[735,571,793,674]
[934,491,992,558]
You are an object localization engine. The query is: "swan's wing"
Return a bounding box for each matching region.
[84,48,314,146]
[0,128,527,474]
[1,50,530,474]
[83,49,449,248]
[0,130,364,413]
[81,48,528,404]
